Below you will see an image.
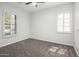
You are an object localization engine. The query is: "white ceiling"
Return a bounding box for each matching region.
[11,2,70,13]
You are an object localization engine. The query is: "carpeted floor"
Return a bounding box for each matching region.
[0,38,77,57]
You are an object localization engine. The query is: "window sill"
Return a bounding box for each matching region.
[57,32,72,34]
[2,34,16,38]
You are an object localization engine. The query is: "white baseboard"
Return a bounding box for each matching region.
[74,46,79,56]
[30,37,73,46]
[0,37,29,48]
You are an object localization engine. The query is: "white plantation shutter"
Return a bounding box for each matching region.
[57,13,63,32]
[57,12,71,33]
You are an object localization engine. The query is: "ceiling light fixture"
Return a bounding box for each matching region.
[32,2,38,7]
[25,2,45,8]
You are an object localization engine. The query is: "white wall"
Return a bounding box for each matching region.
[0,3,30,47]
[0,3,74,48]
[30,3,74,46]
[74,2,79,56]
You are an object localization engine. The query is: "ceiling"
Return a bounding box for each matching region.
[11,2,70,13]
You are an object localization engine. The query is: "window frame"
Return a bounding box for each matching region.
[57,12,72,34]
[2,10,17,38]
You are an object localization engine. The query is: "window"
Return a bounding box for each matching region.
[3,11,16,37]
[57,13,71,33]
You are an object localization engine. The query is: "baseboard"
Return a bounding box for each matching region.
[74,46,79,57]
[30,37,73,47]
[0,37,29,48]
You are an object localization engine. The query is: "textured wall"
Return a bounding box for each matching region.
[0,3,30,47]
[30,3,74,46]
[74,2,79,56]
